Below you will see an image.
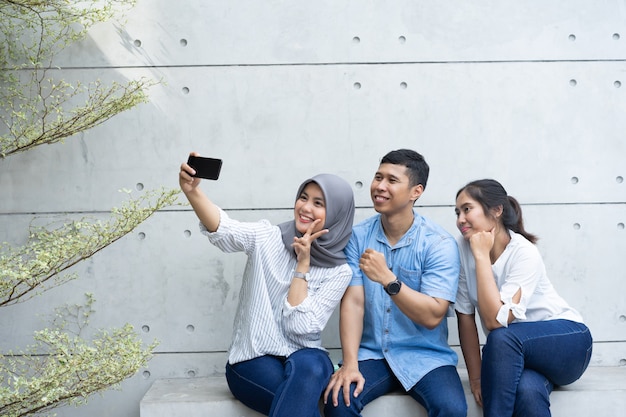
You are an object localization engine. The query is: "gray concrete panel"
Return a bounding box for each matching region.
[54,0,626,67]
[2,204,623,354]
[1,62,625,213]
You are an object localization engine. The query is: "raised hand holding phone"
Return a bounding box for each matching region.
[187,155,223,180]
[179,152,222,232]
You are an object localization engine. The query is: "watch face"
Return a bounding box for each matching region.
[386,280,401,295]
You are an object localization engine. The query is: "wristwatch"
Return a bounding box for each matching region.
[293,271,310,282]
[384,279,402,296]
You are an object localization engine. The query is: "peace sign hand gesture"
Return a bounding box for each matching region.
[292,219,328,264]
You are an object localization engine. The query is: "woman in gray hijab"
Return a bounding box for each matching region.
[180,155,355,417]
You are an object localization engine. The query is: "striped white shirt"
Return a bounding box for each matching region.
[201,208,352,364]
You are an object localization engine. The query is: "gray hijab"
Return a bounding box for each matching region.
[278,173,355,268]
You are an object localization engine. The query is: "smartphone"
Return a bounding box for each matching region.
[187,155,222,180]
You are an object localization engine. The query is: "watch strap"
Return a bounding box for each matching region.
[384,279,402,295]
[293,271,309,281]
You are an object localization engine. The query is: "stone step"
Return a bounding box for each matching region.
[140,367,625,417]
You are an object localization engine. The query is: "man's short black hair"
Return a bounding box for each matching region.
[380,149,429,189]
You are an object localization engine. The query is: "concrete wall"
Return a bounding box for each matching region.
[1,1,625,416]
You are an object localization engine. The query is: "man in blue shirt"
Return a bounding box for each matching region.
[324,149,467,417]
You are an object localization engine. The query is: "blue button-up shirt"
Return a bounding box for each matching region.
[346,211,460,390]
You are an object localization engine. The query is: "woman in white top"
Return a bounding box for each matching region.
[180,153,355,417]
[454,179,592,417]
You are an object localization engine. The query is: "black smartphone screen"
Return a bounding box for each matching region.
[187,156,222,180]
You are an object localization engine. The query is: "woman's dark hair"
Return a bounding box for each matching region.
[380,149,429,189]
[456,179,538,244]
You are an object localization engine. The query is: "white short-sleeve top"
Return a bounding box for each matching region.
[455,231,583,333]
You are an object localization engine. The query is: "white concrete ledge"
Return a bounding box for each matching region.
[140,367,626,417]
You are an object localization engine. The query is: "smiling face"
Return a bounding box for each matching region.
[370,163,423,216]
[294,182,326,234]
[455,190,499,240]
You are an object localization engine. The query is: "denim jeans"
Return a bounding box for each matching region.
[323,360,467,417]
[225,348,333,417]
[481,319,593,417]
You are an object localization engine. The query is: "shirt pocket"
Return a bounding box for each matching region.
[397,267,422,292]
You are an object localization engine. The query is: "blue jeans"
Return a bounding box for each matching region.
[481,319,593,417]
[323,360,467,417]
[225,348,333,417]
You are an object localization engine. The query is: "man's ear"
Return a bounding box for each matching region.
[411,184,424,202]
